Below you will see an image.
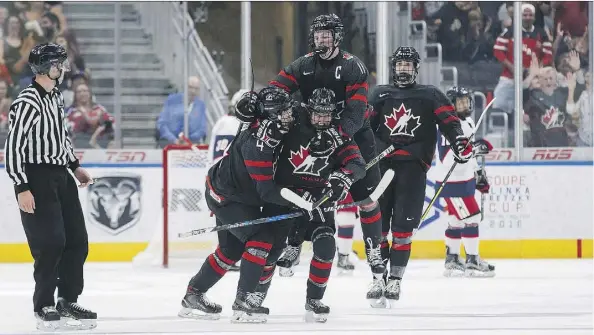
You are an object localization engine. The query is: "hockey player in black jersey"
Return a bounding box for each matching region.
[368,46,474,308]
[264,88,367,322]
[178,86,314,323]
[271,13,385,282]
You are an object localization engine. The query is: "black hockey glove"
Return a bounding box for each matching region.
[252,119,285,149]
[326,170,354,203]
[473,138,493,157]
[235,91,260,123]
[308,128,345,158]
[299,190,326,222]
[475,169,490,194]
[450,135,473,164]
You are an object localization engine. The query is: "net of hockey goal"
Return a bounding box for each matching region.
[133,144,217,267]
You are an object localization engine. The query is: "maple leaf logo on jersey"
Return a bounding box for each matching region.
[540,106,565,129]
[289,144,329,176]
[384,103,421,137]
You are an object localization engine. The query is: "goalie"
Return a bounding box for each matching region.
[435,86,495,278]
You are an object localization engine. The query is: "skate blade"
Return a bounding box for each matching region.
[304,310,328,323]
[36,319,61,331]
[443,268,465,277]
[278,266,295,277]
[465,269,496,278]
[59,317,97,330]
[230,310,267,323]
[178,307,221,320]
[367,296,388,309]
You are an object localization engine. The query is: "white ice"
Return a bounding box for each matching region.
[0,259,592,335]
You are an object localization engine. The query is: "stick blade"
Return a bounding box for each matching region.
[369,169,395,202]
[280,188,313,211]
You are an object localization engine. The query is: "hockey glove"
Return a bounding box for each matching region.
[450,135,473,164]
[326,170,354,203]
[308,128,345,157]
[473,139,493,157]
[300,190,326,222]
[253,119,286,149]
[475,169,490,194]
[235,91,260,123]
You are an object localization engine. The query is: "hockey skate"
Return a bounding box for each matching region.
[366,237,387,277]
[366,276,387,308]
[336,253,355,274]
[465,255,495,278]
[231,292,269,323]
[178,290,222,320]
[35,306,61,331]
[443,246,465,277]
[55,298,97,330]
[304,298,330,323]
[384,278,401,308]
[277,244,302,277]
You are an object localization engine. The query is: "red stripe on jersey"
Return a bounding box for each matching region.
[346,82,369,92]
[337,145,358,156]
[269,80,290,92]
[250,174,273,181]
[244,160,273,167]
[440,115,459,124]
[434,105,455,115]
[348,94,367,103]
[342,153,360,165]
[279,70,298,84]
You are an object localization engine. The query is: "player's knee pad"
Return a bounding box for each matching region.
[391,231,413,251]
[311,226,336,261]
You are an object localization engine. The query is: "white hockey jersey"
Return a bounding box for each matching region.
[208,114,241,164]
[434,117,480,197]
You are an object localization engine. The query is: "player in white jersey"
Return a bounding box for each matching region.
[207,89,248,164]
[434,86,495,277]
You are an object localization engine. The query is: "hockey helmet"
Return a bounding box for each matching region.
[29,43,70,83]
[390,46,420,87]
[306,88,336,130]
[229,89,249,115]
[308,14,344,57]
[446,86,474,118]
[258,86,295,131]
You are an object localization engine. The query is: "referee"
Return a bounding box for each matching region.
[4,43,97,330]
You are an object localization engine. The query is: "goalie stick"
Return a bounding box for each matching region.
[416,97,496,233]
[178,169,395,238]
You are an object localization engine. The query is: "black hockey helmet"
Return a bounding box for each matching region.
[258,86,295,131]
[446,86,474,118]
[28,43,70,76]
[390,46,421,87]
[308,14,344,56]
[306,88,336,130]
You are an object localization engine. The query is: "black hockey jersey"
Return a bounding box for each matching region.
[270,50,369,139]
[369,84,463,169]
[207,130,294,208]
[273,108,366,189]
[525,88,569,147]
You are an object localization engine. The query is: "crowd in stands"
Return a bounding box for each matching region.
[0,1,115,149]
[413,1,591,148]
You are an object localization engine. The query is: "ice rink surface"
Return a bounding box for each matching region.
[0,259,592,335]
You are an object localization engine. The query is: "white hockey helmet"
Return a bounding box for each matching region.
[229,89,250,115]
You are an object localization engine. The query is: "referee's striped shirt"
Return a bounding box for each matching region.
[4,80,80,193]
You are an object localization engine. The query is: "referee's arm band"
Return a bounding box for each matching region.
[15,183,30,194]
[68,159,81,173]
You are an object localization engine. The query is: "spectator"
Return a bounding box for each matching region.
[2,14,33,89]
[0,6,8,38]
[39,10,59,43]
[566,70,591,146]
[44,2,67,34]
[156,76,208,147]
[66,83,115,148]
[492,3,552,117]
[0,77,11,130]
[524,66,571,147]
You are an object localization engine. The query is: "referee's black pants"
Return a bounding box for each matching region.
[17,164,89,312]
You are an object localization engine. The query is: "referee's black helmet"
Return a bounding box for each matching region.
[28,43,70,76]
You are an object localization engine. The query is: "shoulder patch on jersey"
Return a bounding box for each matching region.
[343,52,353,60]
[305,52,314,58]
[384,103,422,137]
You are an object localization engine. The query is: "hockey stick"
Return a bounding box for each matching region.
[417,98,496,230]
[178,169,395,237]
[479,155,486,221]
